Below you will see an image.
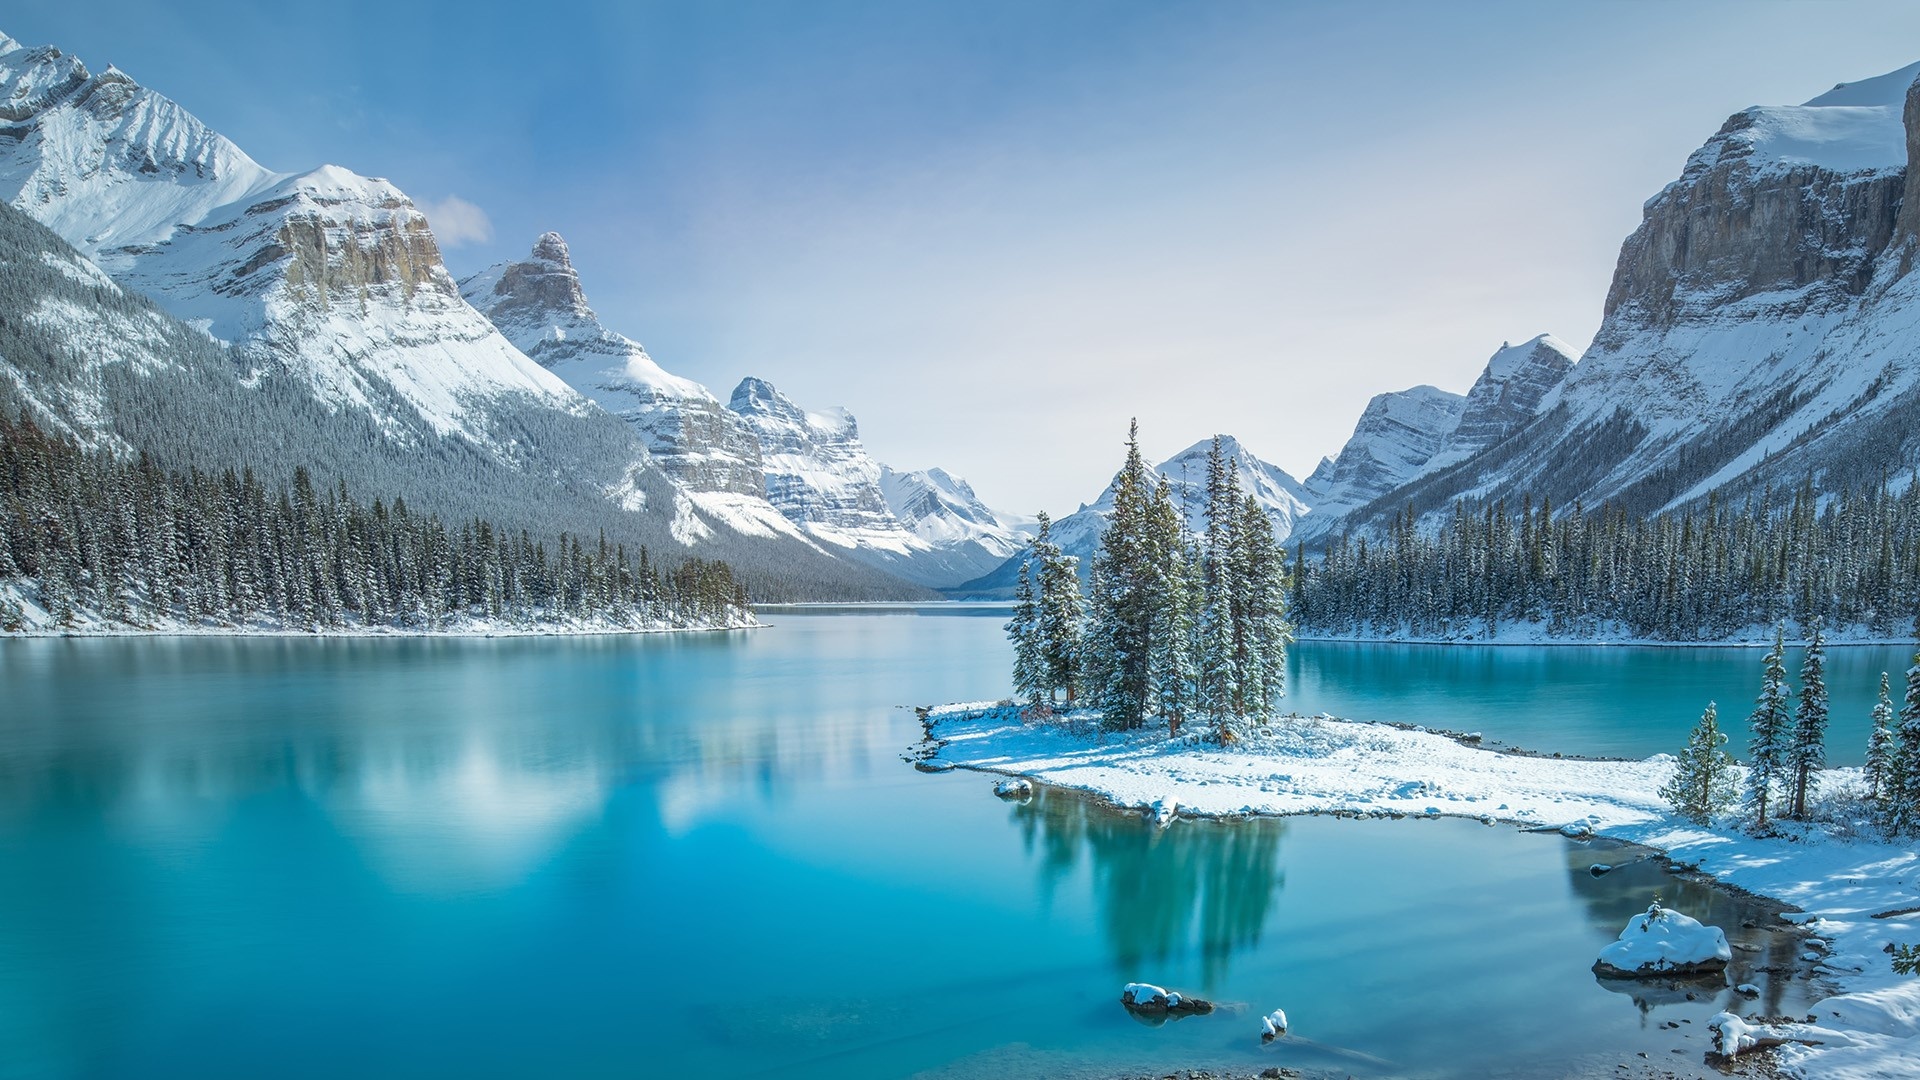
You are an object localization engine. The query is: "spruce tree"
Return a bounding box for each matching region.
[1744,625,1793,831]
[1032,511,1084,707]
[1660,702,1738,826]
[1197,436,1242,730]
[1086,420,1159,730]
[1787,622,1828,820]
[1006,560,1045,707]
[1865,672,1896,804]
[1891,648,1920,837]
[1146,476,1198,735]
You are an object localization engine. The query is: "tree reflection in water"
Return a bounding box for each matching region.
[1010,787,1287,985]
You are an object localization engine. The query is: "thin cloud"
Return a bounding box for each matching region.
[418,195,493,248]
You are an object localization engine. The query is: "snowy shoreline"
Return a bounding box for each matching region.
[0,613,761,640]
[916,702,1920,1078]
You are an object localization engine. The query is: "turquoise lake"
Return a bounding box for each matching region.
[2,607,1909,1079]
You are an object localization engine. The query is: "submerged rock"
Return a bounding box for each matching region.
[1594,899,1732,978]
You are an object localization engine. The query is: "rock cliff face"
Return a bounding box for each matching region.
[1341,60,1920,532]
[724,377,1023,587]
[1434,335,1575,465]
[461,234,767,495]
[727,377,901,537]
[1303,385,1465,520]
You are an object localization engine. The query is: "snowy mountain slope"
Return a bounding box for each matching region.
[0,31,585,457]
[1301,384,1465,523]
[1331,60,1920,537]
[724,377,1026,587]
[955,435,1308,598]
[0,33,278,260]
[460,233,767,496]
[1430,334,1576,466]
[0,197,930,601]
[880,466,1032,557]
[114,165,588,452]
[0,28,932,602]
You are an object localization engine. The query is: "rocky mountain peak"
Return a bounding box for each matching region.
[729,376,840,430]
[465,231,593,325]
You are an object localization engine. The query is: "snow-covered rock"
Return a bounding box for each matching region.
[1592,899,1732,978]
[1709,1011,1771,1057]
[992,777,1033,800]
[461,233,767,495]
[1428,334,1576,467]
[1260,1007,1288,1042]
[1120,982,1213,1016]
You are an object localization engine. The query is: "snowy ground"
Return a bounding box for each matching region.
[920,703,1920,1079]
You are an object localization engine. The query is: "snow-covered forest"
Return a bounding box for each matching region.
[1290,481,1920,641]
[0,414,751,634]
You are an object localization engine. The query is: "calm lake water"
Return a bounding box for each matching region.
[1,608,1905,1079]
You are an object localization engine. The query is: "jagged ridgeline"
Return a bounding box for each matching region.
[1290,484,1920,641]
[0,414,746,632]
[0,201,920,603]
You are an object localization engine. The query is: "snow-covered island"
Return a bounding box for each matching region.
[916,701,1920,1077]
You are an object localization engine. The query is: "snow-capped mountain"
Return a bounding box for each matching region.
[879,466,1032,557]
[0,33,585,456]
[1431,334,1576,467]
[1294,334,1575,535]
[0,28,935,601]
[459,233,766,496]
[725,377,1026,587]
[956,435,1309,597]
[1302,385,1466,521]
[1348,60,1920,532]
[458,237,1023,588]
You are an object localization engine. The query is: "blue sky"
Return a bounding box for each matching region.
[16,1,1920,513]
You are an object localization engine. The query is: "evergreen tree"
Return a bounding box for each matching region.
[1006,560,1045,707]
[1032,511,1084,707]
[1660,702,1738,826]
[1787,622,1828,820]
[1146,476,1199,734]
[1235,492,1289,723]
[1085,420,1160,730]
[1197,436,1243,731]
[1890,649,1920,837]
[1865,672,1896,804]
[1745,625,1793,831]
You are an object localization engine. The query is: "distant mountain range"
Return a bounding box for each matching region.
[0,30,1024,597]
[7,25,1919,603]
[965,59,1920,594]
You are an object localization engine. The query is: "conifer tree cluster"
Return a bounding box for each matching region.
[1669,622,1920,837]
[1291,481,1920,640]
[1008,425,1290,739]
[0,414,750,633]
